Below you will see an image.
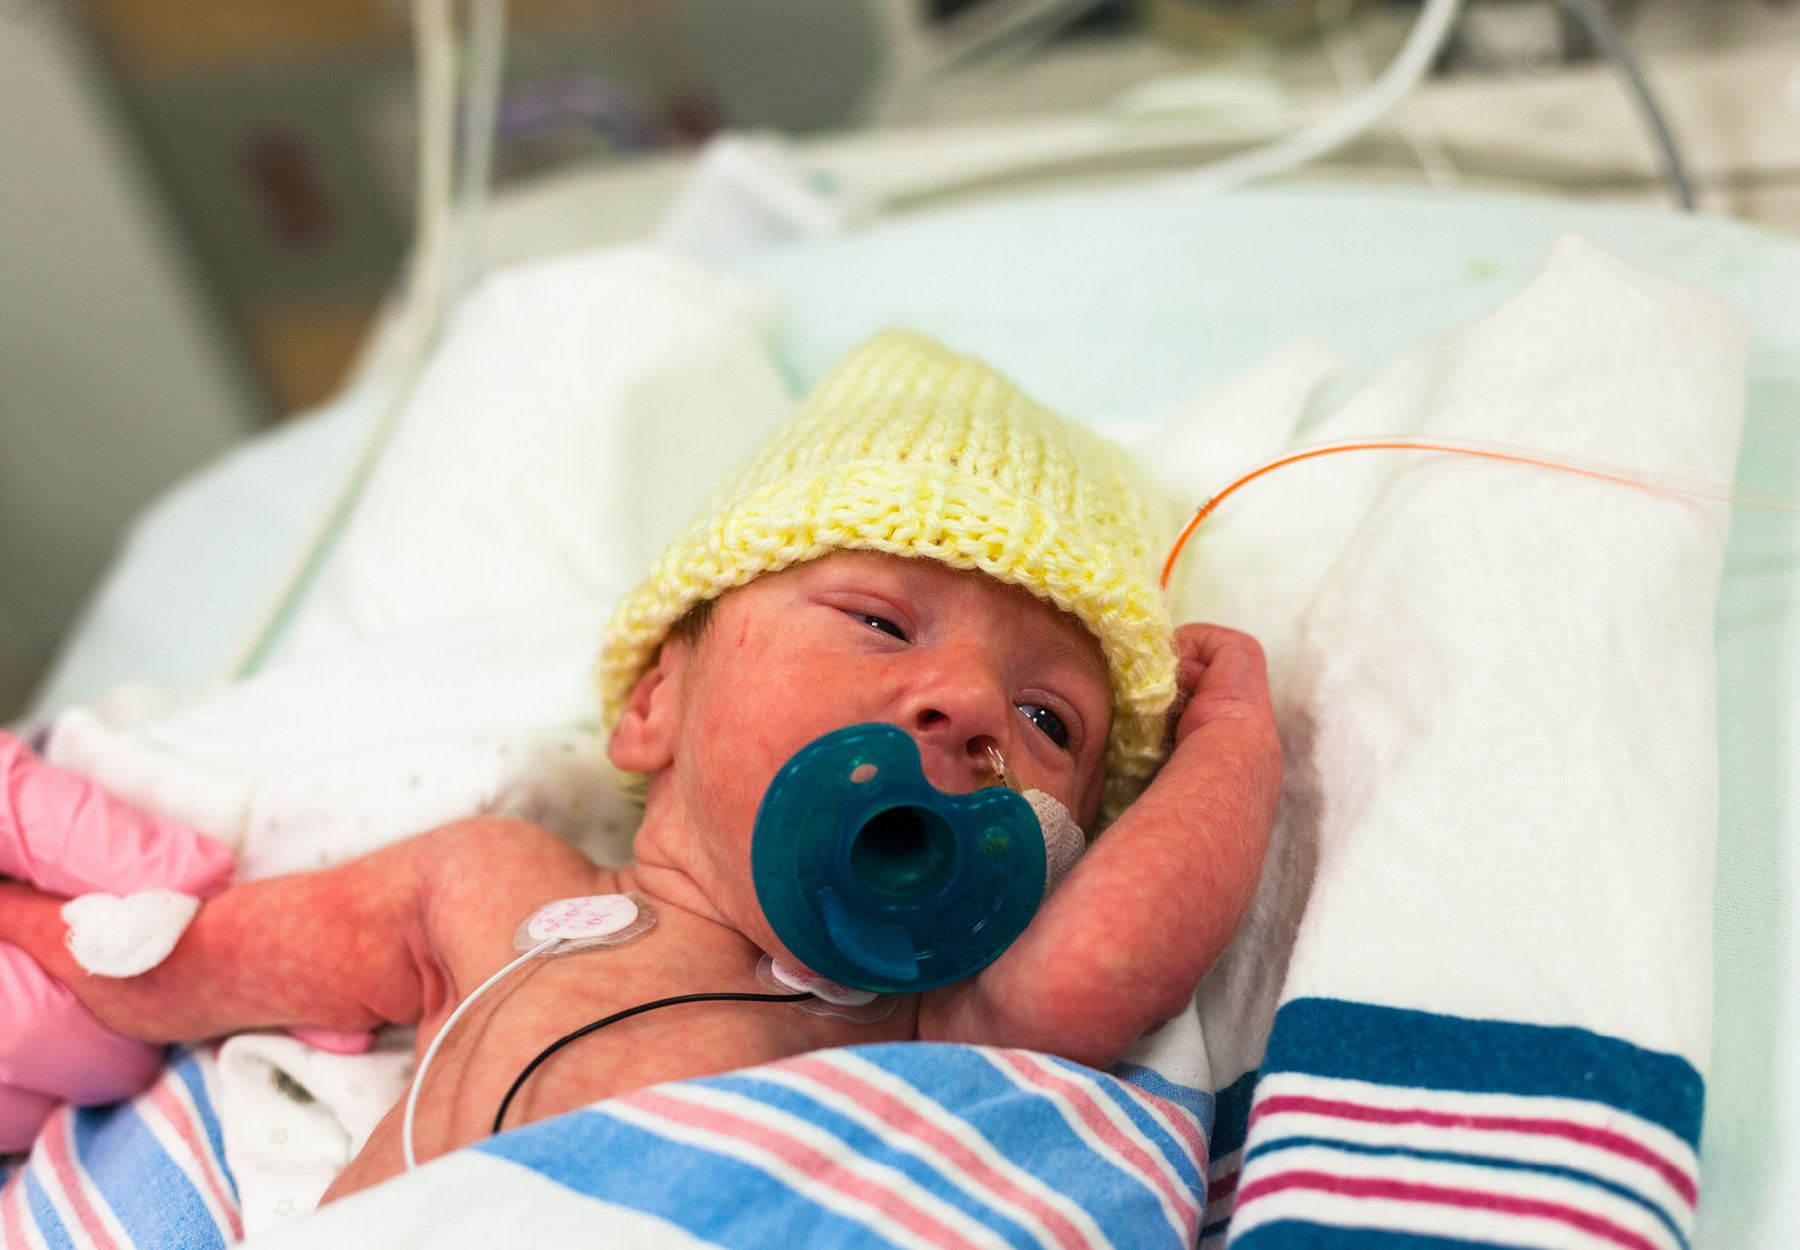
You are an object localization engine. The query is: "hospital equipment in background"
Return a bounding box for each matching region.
[51,0,1789,416]
[4,0,1800,721]
[224,0,1708,674]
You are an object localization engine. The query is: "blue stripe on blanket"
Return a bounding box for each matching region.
[71,1102,231,1250]
[1230,997,1704,1250]
[1199,1072,1258,1247]
[22,1168,78,1250]
[501,1111,1000,1250]
[476,1042,1207,1249]
[1,1046,238,1250]
[1261,998,1704,1147]
[171,1049,234,1199]
[1109,1061,1216,1131]
[1211,1069,1258,1160]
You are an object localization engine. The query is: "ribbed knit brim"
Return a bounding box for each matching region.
[599,330,1177,821]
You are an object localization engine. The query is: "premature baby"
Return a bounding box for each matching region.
[0,332,1280,1203]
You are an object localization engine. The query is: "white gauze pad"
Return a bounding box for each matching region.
[1023,789,1083,896]
[62,889,201,977]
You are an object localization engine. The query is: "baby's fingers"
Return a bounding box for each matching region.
[1175,623,1270,703]
[1171,624,1275,746]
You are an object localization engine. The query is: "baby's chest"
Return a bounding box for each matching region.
[452,956,919,1136]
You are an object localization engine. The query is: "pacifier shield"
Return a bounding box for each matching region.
[752,723,1046,993]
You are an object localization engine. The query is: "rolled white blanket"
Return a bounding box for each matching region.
[1200,236,1747,1248]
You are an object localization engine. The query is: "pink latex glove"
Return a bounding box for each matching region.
[0,729,235,1151]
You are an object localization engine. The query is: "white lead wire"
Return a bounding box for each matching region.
[403,936,559,1170]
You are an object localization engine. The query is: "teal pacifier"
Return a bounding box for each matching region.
[751,723,1046,993]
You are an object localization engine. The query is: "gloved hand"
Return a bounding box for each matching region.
[0,729,235,1151]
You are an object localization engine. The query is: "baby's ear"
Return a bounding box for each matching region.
[606,639,690,773]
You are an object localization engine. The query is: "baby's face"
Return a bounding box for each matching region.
[613,550,1112,959]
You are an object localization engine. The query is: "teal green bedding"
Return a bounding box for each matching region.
[37,184,1800,1246]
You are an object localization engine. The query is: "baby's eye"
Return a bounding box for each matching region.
[1018,703,1070,750]
[853,613,907,642]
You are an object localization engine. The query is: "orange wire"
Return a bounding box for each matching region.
[1159,438,1797,591]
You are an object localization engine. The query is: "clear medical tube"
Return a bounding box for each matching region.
[1175,0,1463,196]
[1160,435,1800,590]
[1553,0,1694,212]
[230,0,507,679]
[403,936,558,1171]
[452,0,508,297]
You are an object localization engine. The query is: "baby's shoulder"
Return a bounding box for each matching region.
[416,818,608,913]
[410,818,612,981]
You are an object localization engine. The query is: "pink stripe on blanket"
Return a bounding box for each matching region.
[1207,1170,1238,1204]
[994,1051,1200,1237]
[622,1088,991,1250]
[1237,1170,1666,1250]
[146,1081,240,1240]
[782,1055,1100,1250]
[41,1112,120,1250]
[2,1170,33,1250]
[1251,1093,1696,1207]
[1127,1084,1208,1165]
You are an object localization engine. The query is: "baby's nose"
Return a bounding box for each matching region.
[898,653,1010,791]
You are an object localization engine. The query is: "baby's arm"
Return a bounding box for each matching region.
[0,827,459,1043]
[922,624,1281,1065]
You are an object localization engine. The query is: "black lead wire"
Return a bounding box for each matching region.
[492,991,813,1135]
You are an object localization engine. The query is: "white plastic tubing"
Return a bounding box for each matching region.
[1175,0,1463,195]
[229,0,506,679]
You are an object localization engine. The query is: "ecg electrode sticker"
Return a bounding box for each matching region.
[512,892,656,956]
[757,955,897,1022]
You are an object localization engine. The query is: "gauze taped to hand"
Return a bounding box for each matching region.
[61,889,201,978]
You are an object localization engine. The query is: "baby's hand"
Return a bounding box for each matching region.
[1166,622,1280,756]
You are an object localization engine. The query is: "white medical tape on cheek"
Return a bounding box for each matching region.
[62,889,201,978]
[1021,790,1083,897]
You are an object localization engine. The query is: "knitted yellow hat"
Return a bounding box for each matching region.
[599,330,1177,820]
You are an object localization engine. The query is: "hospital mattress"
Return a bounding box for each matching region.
[25,183,1800,1248]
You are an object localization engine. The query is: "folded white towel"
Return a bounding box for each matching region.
[1205,236,1746,1249]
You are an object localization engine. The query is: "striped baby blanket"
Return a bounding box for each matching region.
[1,1047,240,1249]
[2,1042,1212,1249]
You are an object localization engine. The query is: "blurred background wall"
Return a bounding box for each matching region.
[0,0,259,715]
